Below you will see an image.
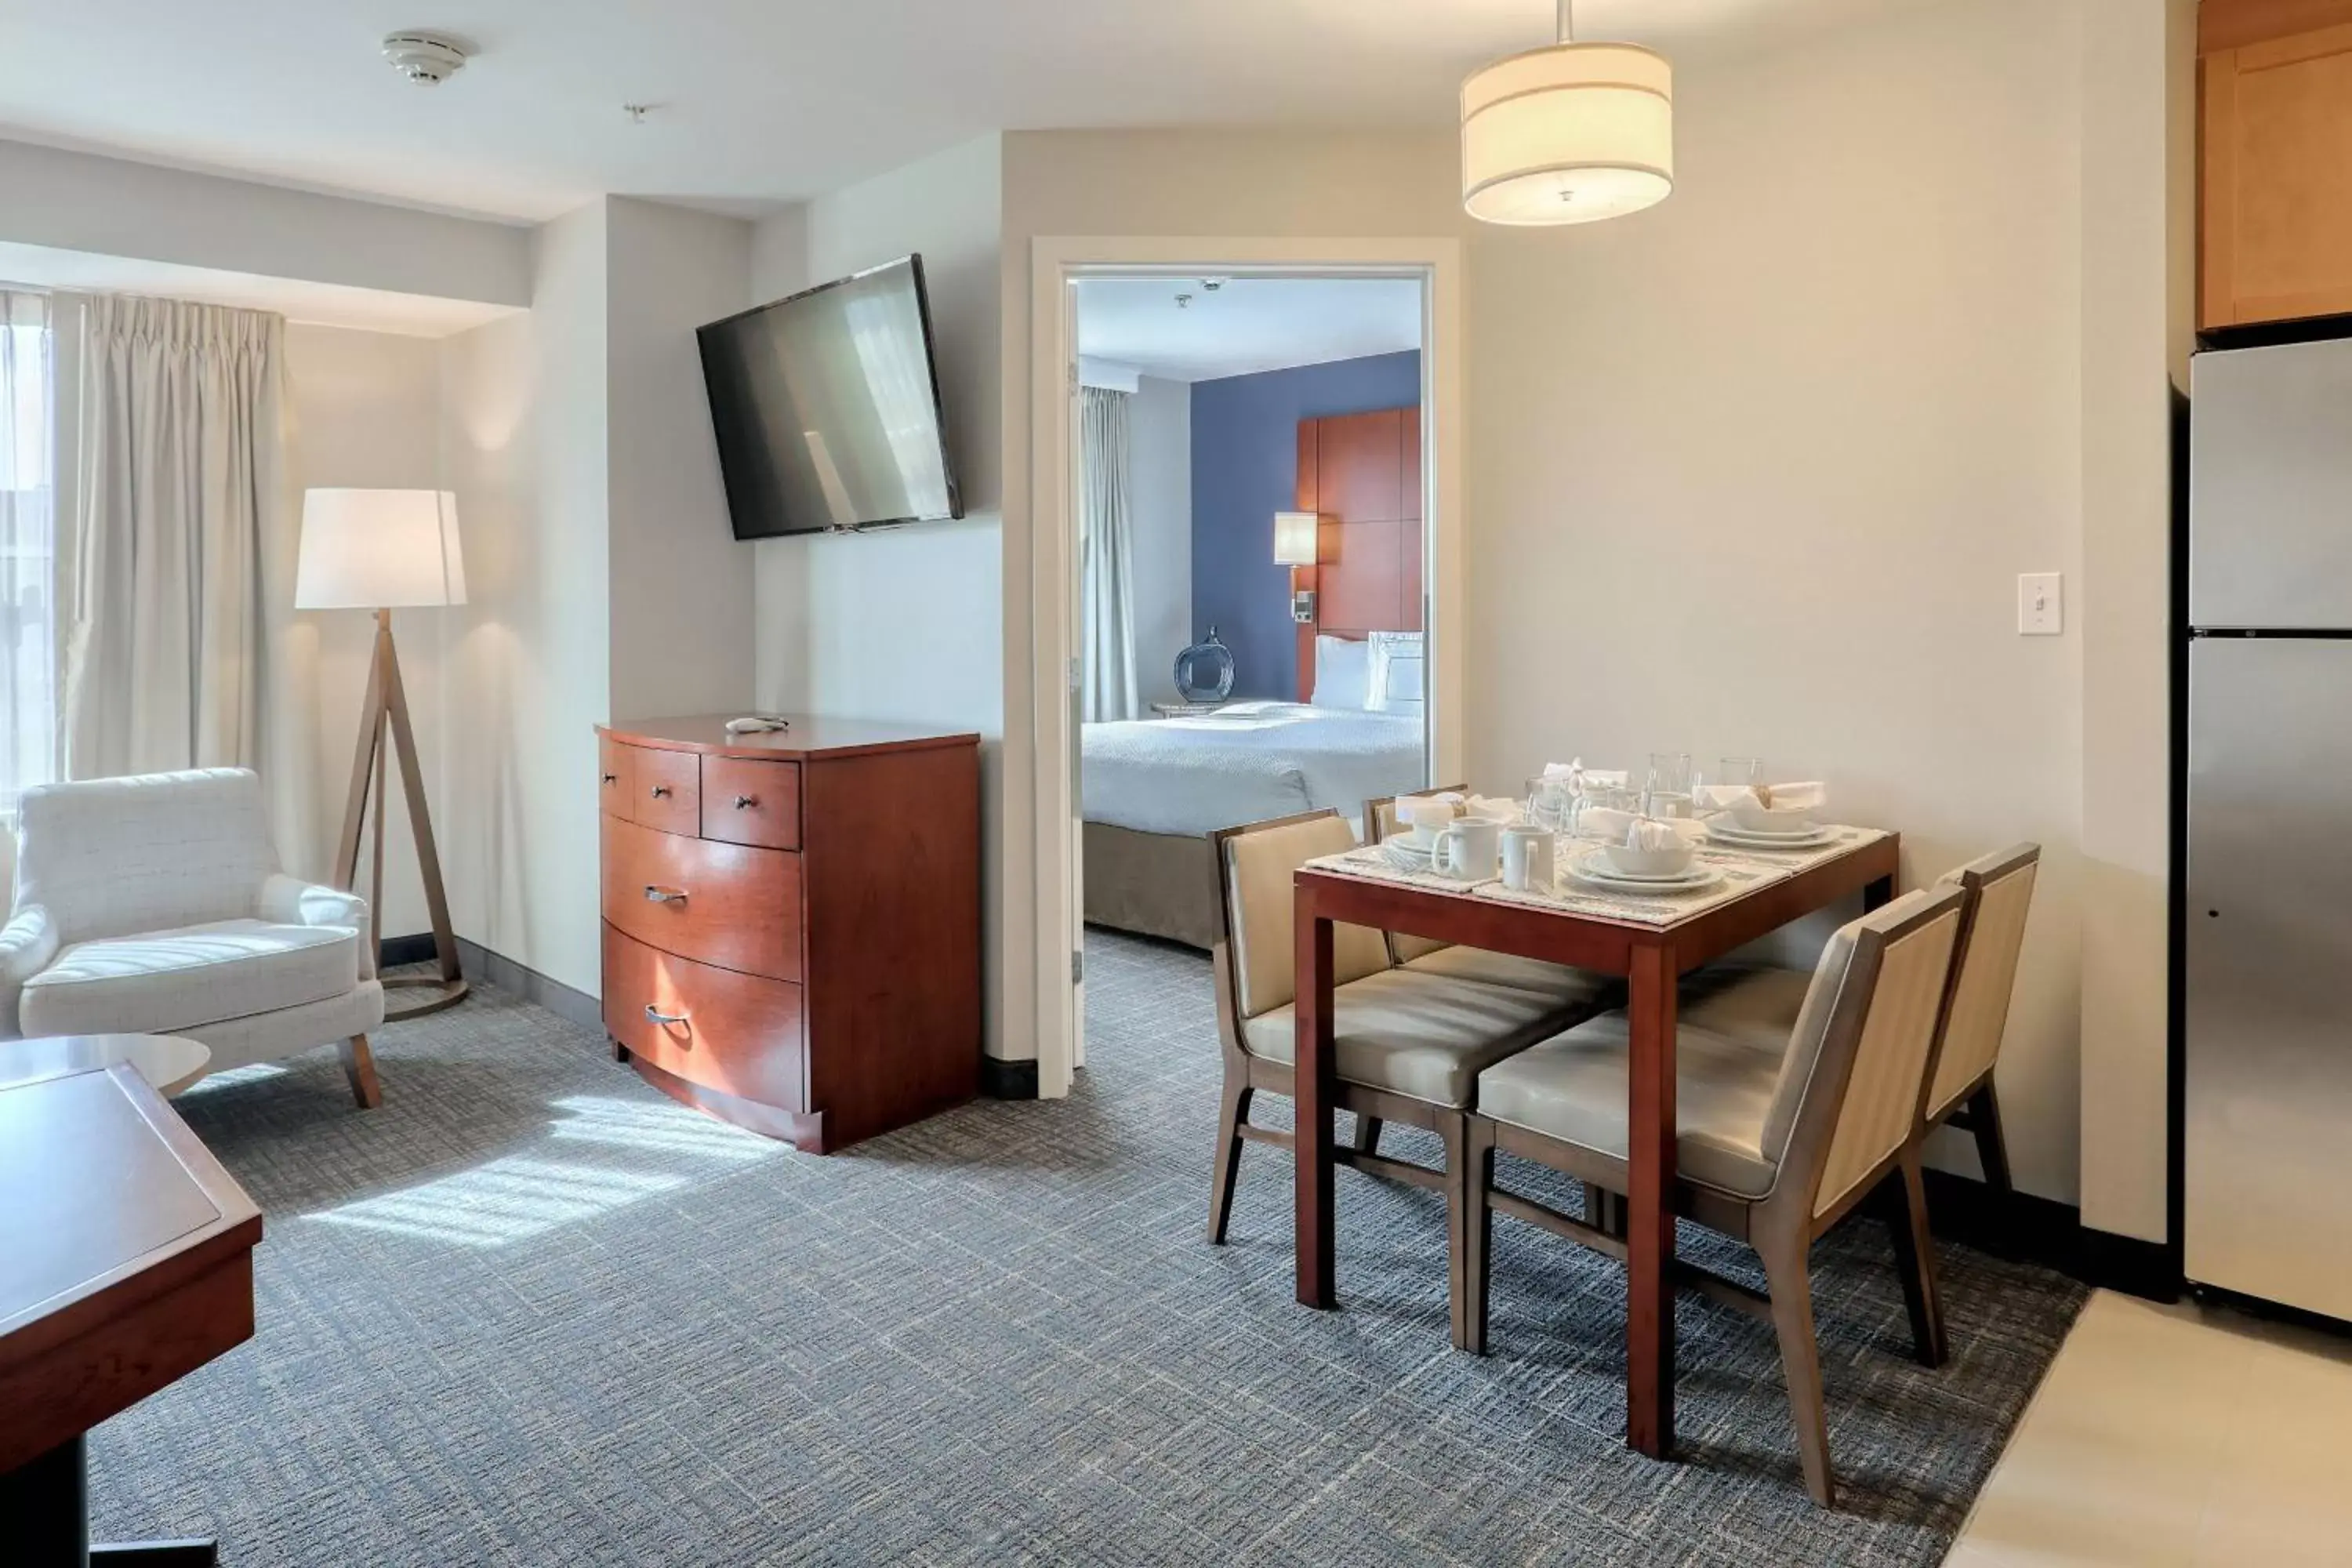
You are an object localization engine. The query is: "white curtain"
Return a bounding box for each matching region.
[1079,386,1140,722]
[64,294,286,782]
[0,290,56,818]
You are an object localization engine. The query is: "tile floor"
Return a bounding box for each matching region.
[1946,1289,2352,1566]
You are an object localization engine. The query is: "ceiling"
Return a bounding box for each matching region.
[0,1,1935,224]
[1076,278,1421,383]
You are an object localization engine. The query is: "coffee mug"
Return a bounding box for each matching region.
[1399,797,1455,848]
[1500,825,1555,893]
[1428,818,1501,881]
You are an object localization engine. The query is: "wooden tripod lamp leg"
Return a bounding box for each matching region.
[334,608,469,1024]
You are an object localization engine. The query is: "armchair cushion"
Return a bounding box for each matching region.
[14,769,281,943]
[0,904,60,1039]
[20,918,361,1038]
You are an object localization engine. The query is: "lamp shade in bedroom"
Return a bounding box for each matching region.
[1272,511,1319,568]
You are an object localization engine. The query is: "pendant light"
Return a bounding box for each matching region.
[1461,0,1674,226]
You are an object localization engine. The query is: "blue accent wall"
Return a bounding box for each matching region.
[1189,350,1421,700]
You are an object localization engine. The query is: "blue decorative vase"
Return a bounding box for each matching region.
[1174,626,1236,703]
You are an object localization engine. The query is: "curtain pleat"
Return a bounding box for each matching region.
[63,294,287,785]
[1079,386,1140,723]
[0,289,56,820]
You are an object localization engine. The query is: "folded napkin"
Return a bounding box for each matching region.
[1581,808,1705,846]
[1697,784,1762,811]
[1759,781,1827,811]
[1541,758,1631,789]
[1464,793,1521,823]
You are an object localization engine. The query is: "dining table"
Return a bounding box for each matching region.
[1289,818,1899,1459]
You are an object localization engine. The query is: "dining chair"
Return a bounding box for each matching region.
[1206,808,1600,1341]
[1922,844,2040,1194]
[1461,885,1966,1507]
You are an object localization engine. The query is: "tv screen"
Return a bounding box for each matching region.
[697,254,963,539]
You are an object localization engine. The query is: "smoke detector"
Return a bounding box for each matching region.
[382,32,470,85]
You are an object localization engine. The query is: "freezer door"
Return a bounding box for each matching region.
[2185,637,2352,1318]
[2191,339,2352,629]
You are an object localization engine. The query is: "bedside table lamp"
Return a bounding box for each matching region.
[296,488,469,1020]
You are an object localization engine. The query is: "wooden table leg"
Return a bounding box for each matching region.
[1625,940,1677,1458]
[1294,884,1337,1309]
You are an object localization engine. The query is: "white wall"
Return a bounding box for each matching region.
[604,197,756,719]
[283,323,448,933]
[0,138,528,308]
[750,134,1010,1054]
[1127,374,1193,706]
[435,203,610,996]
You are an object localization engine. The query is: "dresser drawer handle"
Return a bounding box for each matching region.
[734,794,757,809]
[649,784,673,799]
[643,885,688,905]
[601,772,617,786]
[644,1004,688,1027]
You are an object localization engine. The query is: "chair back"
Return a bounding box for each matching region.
[1363,786,1462,964]
[1210,810,1388,1025]
[1758,886,1965,1221]
[1926,844,2040,1121]
[13,768,281,942]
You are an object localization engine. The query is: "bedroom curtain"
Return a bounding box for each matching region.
[63,294,287,782]
[1079,385,1140,722]
[0,289,56,818]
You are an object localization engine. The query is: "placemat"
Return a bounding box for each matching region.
[1304,843,1497,895]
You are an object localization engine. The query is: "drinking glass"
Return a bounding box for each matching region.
[1646,753,1693,819]
[1524,775,1570,833]
[1718,756,1762,790]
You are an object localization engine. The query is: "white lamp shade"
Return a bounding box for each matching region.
[1461,42,1673,226]
[1273,511,1319,568]
[296,488,467,609]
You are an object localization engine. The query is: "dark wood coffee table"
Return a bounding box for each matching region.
[0,1063,262,1565]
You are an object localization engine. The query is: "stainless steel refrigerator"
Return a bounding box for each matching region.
[2186,336,2352,1322]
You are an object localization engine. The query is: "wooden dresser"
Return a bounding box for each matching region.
[597,714,982,1152]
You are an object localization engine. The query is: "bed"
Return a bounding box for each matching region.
[1081,699,1425,949]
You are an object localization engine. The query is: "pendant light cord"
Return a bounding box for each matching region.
[1557,0,1573,43]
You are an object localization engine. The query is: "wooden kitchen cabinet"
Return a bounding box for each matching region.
[2202,18,2352,328]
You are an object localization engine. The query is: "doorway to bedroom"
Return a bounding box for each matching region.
[1062,267,1438,1080]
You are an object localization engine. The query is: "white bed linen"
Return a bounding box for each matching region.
[1081,702,1426,837]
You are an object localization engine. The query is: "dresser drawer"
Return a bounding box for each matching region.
[702,757,800,849]
[604,924,805,1113]
[630,746,702,836]
[601,815,801,982]
[598,736,634,817]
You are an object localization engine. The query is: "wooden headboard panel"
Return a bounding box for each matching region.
[1293,405,1423,702]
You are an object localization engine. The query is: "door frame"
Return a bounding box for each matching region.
[1028,234,1466,1099]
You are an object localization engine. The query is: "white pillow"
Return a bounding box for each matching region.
[1366,630,1425,716]
[1312,635,1372,710]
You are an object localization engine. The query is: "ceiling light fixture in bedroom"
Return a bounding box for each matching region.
[1460,0,1673,226]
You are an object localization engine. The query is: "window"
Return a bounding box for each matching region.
[0,289,55,815]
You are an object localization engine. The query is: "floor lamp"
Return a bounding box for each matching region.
[296,488,470,1021]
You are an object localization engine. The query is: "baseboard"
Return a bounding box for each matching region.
[980,1055,1039,1101]
[378,931,603,1034]
[379,932,439,969]
[1921,1168,2181,1302]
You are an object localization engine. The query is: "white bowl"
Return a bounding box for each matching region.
[1730,800,1815,835]
[1602,840,1695,877]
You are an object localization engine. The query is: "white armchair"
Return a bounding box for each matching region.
[2,768,387,1105]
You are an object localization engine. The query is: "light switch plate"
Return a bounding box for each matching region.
[2018,572,2063,635]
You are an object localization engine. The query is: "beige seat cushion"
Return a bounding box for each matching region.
[1402,947,1616,1013]
[1475,1014,1790,1197]
[20,918,361,1037]
[1243,967,1562,1108]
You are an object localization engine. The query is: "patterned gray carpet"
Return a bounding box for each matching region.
[89,931,2083,1565]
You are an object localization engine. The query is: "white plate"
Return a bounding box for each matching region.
[1565,852,1720,895]
[1708,821,1835,849]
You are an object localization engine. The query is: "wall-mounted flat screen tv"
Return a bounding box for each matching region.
[697,254,962,539]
